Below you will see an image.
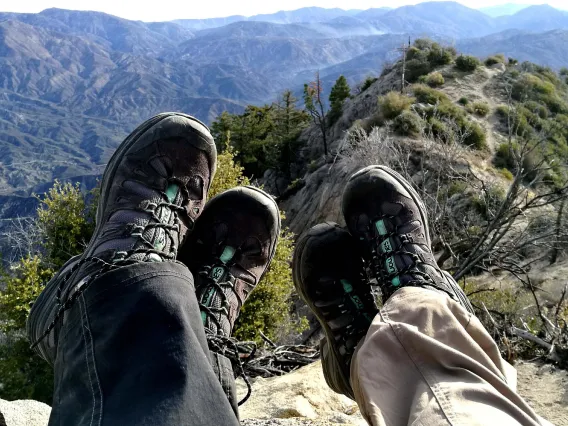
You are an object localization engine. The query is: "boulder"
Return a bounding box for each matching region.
[0,399,50,426]
[238,361,365,426]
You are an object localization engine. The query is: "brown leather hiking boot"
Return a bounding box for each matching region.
[28,112,217,363]
[342,165,474,312]
[293,222,378,400]
[178,186,281,338]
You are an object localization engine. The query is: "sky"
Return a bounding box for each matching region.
[0,0,564,22]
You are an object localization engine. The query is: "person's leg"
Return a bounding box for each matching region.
[341,165,543,426]
[350,287,542,426]
[177,185,281,406]
[27,112,239,425]
[294,164,546,426]
[51,261,239,425]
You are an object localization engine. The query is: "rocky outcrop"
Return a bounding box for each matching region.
[238,361,365,426]
[3,360,566,426]
[0,399,50,426]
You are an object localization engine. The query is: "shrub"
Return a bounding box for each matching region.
[456,55,481,72]
[524,101,549,119]
[493,142,539,180]
[412,84,449,105]
[404,40,457,82]
[428,117,450,141]
[470,101,491,117]
[406,46,421,61]
[458,97,469,106]
[393,111,424,137]
[360,76,378,93]
[425,72,445,87]
[496,105,509,117]
[463,121,486,149]
[406,59,432,82]
[427,45,455,66]
[542,95,568,114]
[560,67,568,77]
[485,55,505,66]
[499,168,514,181]
[512,74,556,102]
[378,92,415,120]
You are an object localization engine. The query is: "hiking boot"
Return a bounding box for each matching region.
[28,112,217,364]
[178,186,280,338]
[293,222,378,400]
[342,165,474,313]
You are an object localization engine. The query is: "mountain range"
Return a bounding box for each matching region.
[1,1,568,217]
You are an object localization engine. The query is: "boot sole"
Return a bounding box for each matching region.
[292,223,355,398]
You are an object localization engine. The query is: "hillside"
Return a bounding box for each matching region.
[3,2,568,257]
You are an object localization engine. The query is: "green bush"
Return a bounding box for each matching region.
[427,45,455,66]
[329,75,351,124]
[541,95,568,114]
[393,111,424,137]
[512,74,556,102]
[458,97,469,106]
[404,39,457,82]
[493,142,539,180]
[412,84,449,105]
[406,46,421,61]
[428,117,451,142]
[406,59,433,82]
[378,91,415,120]
[463,121,487,149]
[499,168,514,181]
[425,72,445,87]
[496,105,509,117]
[456,55,481,72]
[485,55,505,66]
[470,101,491,117]
[360,76,378,93]
[524,101,549,119]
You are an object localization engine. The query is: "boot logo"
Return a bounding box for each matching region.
[211,266,225,282]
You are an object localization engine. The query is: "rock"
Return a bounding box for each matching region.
[0,399,50,426]
[237,361,366,426]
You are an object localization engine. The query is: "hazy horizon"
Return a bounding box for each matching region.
[0,1,565,22]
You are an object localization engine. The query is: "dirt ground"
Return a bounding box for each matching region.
[516,360,568,426]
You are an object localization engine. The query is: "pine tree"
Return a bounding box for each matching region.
[329,75,351,123]
[274,90,309,177]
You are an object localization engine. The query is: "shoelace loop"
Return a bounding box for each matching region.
[196,257,246,337]
[206,334,256,406]
[367,217,437,294]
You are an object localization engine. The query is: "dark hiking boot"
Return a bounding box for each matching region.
[293,223,378,400]
[342,165,474,313]
[28,112,217,363]
[178,186,280,338]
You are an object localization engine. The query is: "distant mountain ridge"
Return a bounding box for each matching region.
[1,0,568,209]
[480,3,532,17]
